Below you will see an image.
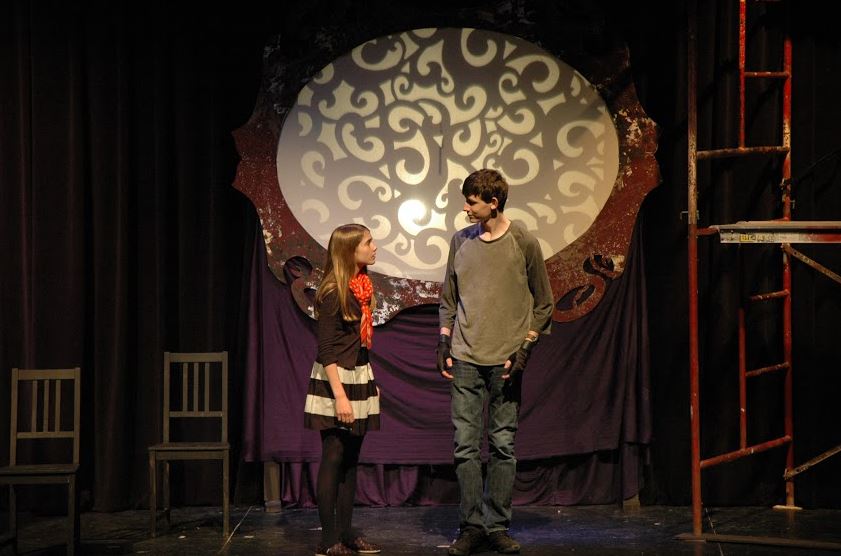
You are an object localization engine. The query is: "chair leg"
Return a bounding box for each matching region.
[149,451,157,538]
[9,484,17,552]
[223,452,230,538]
[68,475,78,556]
[163,461,171,531]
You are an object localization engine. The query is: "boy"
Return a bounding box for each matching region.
[438,169,553,555]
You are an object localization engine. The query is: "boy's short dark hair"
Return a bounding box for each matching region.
[461,169,509,211]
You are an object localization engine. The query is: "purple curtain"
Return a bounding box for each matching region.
[242,222,651,506]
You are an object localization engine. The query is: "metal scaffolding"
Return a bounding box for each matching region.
[684,0,841,549]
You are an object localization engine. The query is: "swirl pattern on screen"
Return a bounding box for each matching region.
[277,28,619,282]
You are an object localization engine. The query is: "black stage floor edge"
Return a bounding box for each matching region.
[3,504,841,555]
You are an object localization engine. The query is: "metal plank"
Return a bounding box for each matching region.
[713,221,841,243]
[676,532,841,551]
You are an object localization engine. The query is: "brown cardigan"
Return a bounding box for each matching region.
[316,289,365,369]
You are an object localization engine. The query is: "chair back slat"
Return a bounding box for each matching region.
[30,381,37,432]
[182,363,189,412]
[43,379,50,432]
[55,383,62,432]
[8,367,81,466]
[204,362,210,412]
[193,362,200,412]
[162,352,228,444]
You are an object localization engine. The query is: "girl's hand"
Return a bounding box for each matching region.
[335,396,354,424]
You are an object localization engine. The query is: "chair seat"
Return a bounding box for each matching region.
[149,442,229,452]
[0,463,79,476]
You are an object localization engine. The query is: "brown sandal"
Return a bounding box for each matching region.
[345,537,382,554]
[315,542,354,556]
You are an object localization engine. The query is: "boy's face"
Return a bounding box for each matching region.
[463,194,498,223]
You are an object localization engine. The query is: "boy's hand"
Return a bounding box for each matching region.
[502,337,537,379]
[437,334,454,379]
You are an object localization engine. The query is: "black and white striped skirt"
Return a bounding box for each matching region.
[304,362,380,435]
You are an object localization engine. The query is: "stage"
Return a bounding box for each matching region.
[5,504,841,555]
[3,2,841,556]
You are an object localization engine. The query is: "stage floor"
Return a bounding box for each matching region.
[5,503,841,555]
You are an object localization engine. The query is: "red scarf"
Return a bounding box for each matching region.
[348,273,374,348]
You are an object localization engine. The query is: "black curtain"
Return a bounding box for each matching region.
[0,0,274,511]
[2,0,840,512]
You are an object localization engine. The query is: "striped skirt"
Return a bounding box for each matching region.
[304,362,380,435]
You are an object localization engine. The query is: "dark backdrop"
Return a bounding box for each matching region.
[1,0,839,512]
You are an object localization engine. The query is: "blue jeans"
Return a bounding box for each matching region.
[451,359,520,533]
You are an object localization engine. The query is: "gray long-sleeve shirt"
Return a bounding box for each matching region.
[439,220,554,366]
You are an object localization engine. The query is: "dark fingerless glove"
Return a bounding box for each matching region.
[436,334,452,372]
[506,337,537,378]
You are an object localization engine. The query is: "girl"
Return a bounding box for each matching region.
[304,224,382,556]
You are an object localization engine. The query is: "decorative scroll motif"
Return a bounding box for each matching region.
[276,28,618,284]
[233,7,659,324]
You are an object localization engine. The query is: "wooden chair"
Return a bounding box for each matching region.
[0,367,81,555]
[148,352,229,538]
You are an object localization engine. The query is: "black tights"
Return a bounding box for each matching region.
[317,428,363,546]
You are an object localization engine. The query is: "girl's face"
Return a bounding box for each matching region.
[354,230,377,269]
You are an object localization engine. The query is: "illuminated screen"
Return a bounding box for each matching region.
[276,27,619,282]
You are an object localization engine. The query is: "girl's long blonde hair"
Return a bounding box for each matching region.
[315,223,376,321]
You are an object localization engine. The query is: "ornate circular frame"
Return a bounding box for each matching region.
[233,5,659,324]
